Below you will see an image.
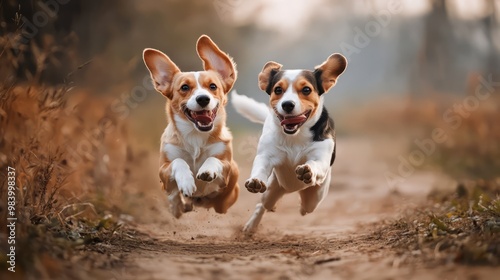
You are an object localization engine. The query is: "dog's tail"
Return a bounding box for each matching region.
[231,90,269,124]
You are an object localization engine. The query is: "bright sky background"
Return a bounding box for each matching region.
[448,0,498,20]
[232,0,499,34]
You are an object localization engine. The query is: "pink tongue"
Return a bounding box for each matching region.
[194,115,212,124]
[280,115,307,126]
[192,110,213,124]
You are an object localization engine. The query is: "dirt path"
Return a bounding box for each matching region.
[100,137,497,280]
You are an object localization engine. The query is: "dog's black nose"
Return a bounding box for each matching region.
[281,101,295,113]
[196,95,211,108]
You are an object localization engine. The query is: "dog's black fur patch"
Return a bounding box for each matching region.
[265,70,284,95]
[301,70,321,93]
[313,69,325,95]
[310,107,336,166]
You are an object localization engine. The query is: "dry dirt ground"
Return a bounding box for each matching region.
[91,137,499,280]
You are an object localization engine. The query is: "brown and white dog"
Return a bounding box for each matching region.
[143,35,239,218]
[232,53,347,234]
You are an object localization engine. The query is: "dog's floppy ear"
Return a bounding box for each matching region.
[143,48,180,99]
[314,53,347,94]
[258,61,282,94]
[197,35,237,93]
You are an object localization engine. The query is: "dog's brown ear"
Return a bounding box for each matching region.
[143,48,180,99]
[258,61,282,94]
[197,35,237,93]
[314,53,347,94]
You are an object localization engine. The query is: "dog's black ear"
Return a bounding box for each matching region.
[143,48,180,99]
[258,61,282,94]
[197,35,237,93]
[314,54,347,94]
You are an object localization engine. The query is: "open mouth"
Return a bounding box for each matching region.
[274,108,312,134]
[183,105,218,132]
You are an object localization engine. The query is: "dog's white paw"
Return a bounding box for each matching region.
[245,178,267,193]
[295,164,316,185]
[177,177,197,197]
[196,157,223,183]
[196,169,218,182]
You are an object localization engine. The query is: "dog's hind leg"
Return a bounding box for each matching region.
[243,173,285,234]
[167,190,184,218]
[212,161,240,214]
[298,171,331,216]
[243,203,265,235]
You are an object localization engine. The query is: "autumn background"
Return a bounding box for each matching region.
[0,0,499,279]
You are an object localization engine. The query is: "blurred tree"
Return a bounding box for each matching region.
[415,0,455,95]
[412,0,500,97]
[1,0,244,88]
[483,0,500,80]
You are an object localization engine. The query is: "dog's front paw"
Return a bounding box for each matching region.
[245,178,267,193]
[196,170,217,182]
[295,164,315,185]
[178,178,197,197]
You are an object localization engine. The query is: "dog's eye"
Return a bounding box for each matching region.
[209,83,217,91]
[274,86,283,95]
[302,86,311,95]
[180,84,190,91]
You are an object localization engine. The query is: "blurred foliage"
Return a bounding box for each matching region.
[405,96,500,179]
[339,94,500,180]
[0,0,499,277]
[0,0,243,88]
[0,14,152,278]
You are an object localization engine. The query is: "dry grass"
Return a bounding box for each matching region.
[0,26,151,278]
[342,92,500,266]
[369,179,500,267]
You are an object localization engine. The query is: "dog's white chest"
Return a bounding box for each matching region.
[274,146,310,191]
[163,140,225,197]
[268,136,334,193]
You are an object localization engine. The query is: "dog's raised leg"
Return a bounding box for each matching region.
[243,173,286,235]
[245,145,280,193]
[212,160,239,214]
[295,140,334,186]
[299,171,331,215]
[196,156,224,183]
[169,158,197,197]
[160,159,196,218]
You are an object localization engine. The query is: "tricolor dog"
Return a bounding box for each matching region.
[232,53,347,234]
[143,35,239,218]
